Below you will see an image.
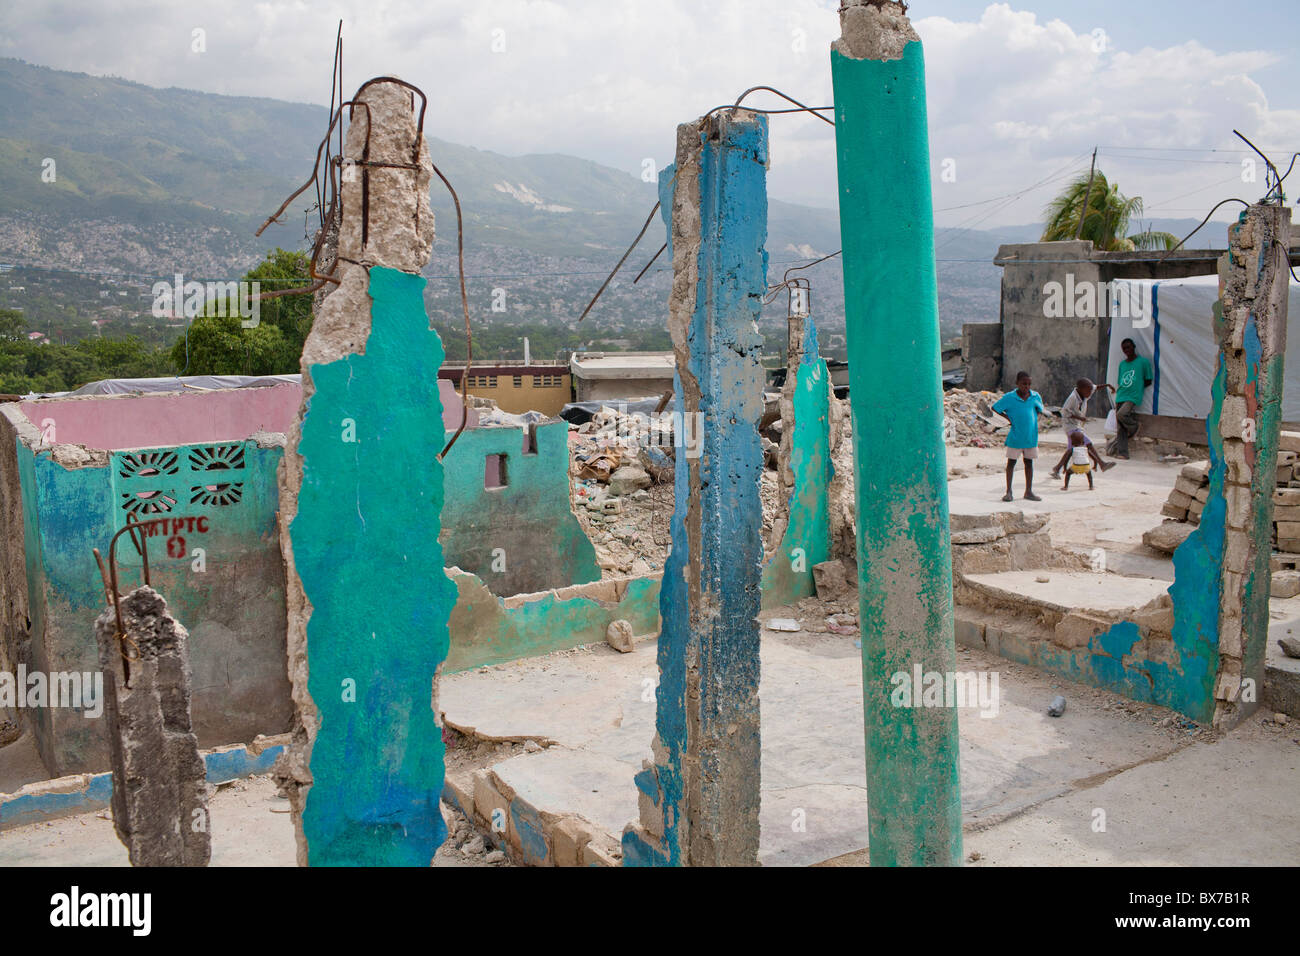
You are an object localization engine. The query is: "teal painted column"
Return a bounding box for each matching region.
[623,109,768,866]
[279,80,455,866]
[830,1,963,865]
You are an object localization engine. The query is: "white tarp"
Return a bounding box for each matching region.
[1107,274,1300,421]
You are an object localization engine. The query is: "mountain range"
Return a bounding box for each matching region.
[0,56,1230,357]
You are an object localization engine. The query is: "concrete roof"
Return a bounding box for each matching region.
[569,352,675,380]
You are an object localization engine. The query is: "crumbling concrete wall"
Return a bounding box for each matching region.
[622,109,768,867]
[94,586,209,867]
[444,570,659,673]
[276,79,457,865]
[1193,204,1290,727]
[762,315,833,606]
[0,420,291,776]
[441,420,600,597]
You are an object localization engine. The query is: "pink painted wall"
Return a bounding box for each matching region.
[19,384,302,450]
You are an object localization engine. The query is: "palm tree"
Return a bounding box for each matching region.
[1041,170,1179,251]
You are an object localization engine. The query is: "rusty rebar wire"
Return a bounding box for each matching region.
[633,242,668,284]
[577,200,662,322]
[1234,129,1283,202]
[92,517,155,688]
[732,86,836,126]
[1158,198,1250,260]
[433,158,475,461]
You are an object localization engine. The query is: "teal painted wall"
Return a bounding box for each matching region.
[16,437,292,775]
[445,571,659,673]
[441,421,599,598]
[291,265,457,866]
[761,318,833,608]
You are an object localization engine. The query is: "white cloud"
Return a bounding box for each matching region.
[2,0,1298,231]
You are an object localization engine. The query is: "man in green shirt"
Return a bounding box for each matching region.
[1105,338,1153,459]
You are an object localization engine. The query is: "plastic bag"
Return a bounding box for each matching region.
[1104,409,1118,438]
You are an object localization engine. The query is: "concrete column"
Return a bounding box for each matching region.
[95,586,210,867]
[276,79,457,865]
[1205,203,1290,728]
[830,0,963,865]
[622,109,768,867]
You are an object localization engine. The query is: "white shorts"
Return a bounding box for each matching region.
[1006,446,1038,460]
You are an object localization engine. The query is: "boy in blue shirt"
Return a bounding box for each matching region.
[992,371,1045,502]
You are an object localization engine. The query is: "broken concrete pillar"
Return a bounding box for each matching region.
[94,586,209,867]
[1177,202,1290,729]
[275,79,457,865]
[761,309,834,607]
[830,0,963,865]
[622,108,767,866]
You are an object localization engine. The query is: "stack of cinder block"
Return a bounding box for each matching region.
[1160,460,1211,523]
[1273,432,1300,555]
[1158,433,1300,555]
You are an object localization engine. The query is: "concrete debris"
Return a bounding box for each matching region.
[484,849,506,864]
[608,465,652,497]
[1279,637,1300,659]
[1272,571,1300,599]
[1048,695,1067,718]
[1143,520,1195,555]
[812,558,856,601]
[767,618,801,632]
[942,390,1054,448]
[606,619,635,653]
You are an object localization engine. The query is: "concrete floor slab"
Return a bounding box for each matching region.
[963,570,1170,613]
[439,630,1196,866]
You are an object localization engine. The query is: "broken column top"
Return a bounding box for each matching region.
[833,0,919,61]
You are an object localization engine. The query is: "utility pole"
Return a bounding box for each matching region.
[1075,146,1098,240]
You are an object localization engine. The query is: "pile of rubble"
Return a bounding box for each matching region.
[942,389,1056,448]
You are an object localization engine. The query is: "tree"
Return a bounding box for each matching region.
[1041,170,1179,251]
[168,248,314,376]
[170,313,296,376]
[0,308,25,341]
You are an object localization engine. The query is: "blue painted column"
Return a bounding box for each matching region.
[623,109,768,866]
[830,1,963,865]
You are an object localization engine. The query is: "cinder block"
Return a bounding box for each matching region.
[1166,489,1193,510]
[1276,488,1300,506]
[1175,476,1205,497]
[1279,431,1300,454]
[551,816,593,868]
[1279,538,1300,554]
[1181,460,1212,481]
[1219,397,1248,439]
[1278,522,1300,540]
[1161,502,1189,519]
[953,613,986,649]
[1193,485,1210,504]
[444,773,475,819]
[1053,611,1112,650]
[582,835,622,867]
[472,770,510,836]
[1225,484,1251,529]
[1189,498,1205,518]
[1272,570,1300,598]
[1224,529,1250,573]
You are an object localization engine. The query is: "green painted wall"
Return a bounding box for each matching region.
[445,571,659,673]
[441,421,600,598]
[761,319,833,608]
